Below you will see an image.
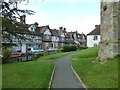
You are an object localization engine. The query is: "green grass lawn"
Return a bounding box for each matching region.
[2,51,73,88]
[37,52,72,60]
[72,46,118,88]
[2,61,54,88]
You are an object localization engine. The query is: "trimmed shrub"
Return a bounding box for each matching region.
[62,45,77,52]
[57,48,62,53]
[62,45,70,52]
[38,52,44,56]
[70,45,77,51]
[2,48,12,63]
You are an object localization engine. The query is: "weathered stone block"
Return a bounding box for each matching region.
[98,1,120,60]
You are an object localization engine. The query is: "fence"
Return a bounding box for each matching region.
[9,50,58,63]
[10,53,43,63]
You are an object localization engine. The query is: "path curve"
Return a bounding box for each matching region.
[51,53,85,89]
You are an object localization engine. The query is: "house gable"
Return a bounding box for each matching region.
[28,25,36,32]
[61,33,65,37]
[87,25,100,35]
[44,28,52,35]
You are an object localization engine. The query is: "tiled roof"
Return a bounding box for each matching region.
[17,29,41,36]
[38,26,47,34]
[68,32,73,38]
[30,31,41,36]
[87,25,100,35]
[57,30,63,36]
[37,25,52,35]
[78,34,83,39]
[52,29,59,36]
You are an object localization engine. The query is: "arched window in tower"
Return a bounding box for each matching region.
[103,4,107,11]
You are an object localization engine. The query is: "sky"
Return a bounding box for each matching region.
[18,0,100,35]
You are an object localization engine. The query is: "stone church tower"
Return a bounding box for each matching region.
[98,1,120,60]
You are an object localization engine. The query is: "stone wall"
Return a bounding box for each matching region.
[98,1,120,60]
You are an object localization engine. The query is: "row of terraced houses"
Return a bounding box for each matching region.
[2,15,87,53]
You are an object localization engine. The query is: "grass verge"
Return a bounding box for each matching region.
[37,52,72,60]
[2,61,54,88]
[72,46,118,88]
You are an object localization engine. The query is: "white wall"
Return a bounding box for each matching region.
[87,35,100,47]
[12,46,20,51]
[44,29,51,35]
[21,44,26,53]
[52,36,59,42]
[28,25,36,32]
[61,33,65,37]
[73,33,77,40]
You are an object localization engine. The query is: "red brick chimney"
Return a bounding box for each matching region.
[20,15,26,24]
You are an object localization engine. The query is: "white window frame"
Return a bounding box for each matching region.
[93,35,98,40]
[46,35,49,39]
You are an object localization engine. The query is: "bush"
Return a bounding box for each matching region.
[80,46,88,49]
[39,52,44,56]
[62,45,70,52]
[62,44,77,52]
[2,48,12,63]
[57,48,62,53]
[70,45,77,51]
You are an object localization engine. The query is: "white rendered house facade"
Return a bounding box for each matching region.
[87,35,100,47]
[87,25,100,47]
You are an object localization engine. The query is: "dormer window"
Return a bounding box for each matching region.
[31,27,34,31]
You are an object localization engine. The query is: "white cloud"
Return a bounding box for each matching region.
[35,15,100,34]
[78,16,100,34]
[17,2,51,24]
[60,16,100,34]
[34,0,79,3]
[18,2,33,10]
[101,0,120,2]
[32,0,100,3]
[25,10,51,24]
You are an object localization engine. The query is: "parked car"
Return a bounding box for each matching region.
[30,48,44,53]
[48,47,57,51]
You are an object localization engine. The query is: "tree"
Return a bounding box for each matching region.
[1,1,35,48]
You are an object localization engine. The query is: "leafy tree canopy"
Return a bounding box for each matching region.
[1,1,35,47]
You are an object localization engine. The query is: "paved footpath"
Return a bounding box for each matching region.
[51,53,85,89]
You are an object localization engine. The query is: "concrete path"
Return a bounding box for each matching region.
[51,53,85,89]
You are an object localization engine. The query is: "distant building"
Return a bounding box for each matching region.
[12,22,42,53]
[2,15,42,53]
[51,29,59,50]
[87,25,100,47]
[38,25,53,50]
[68,31,86,48]
[2,14,87,53]
[57,28,66,48]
